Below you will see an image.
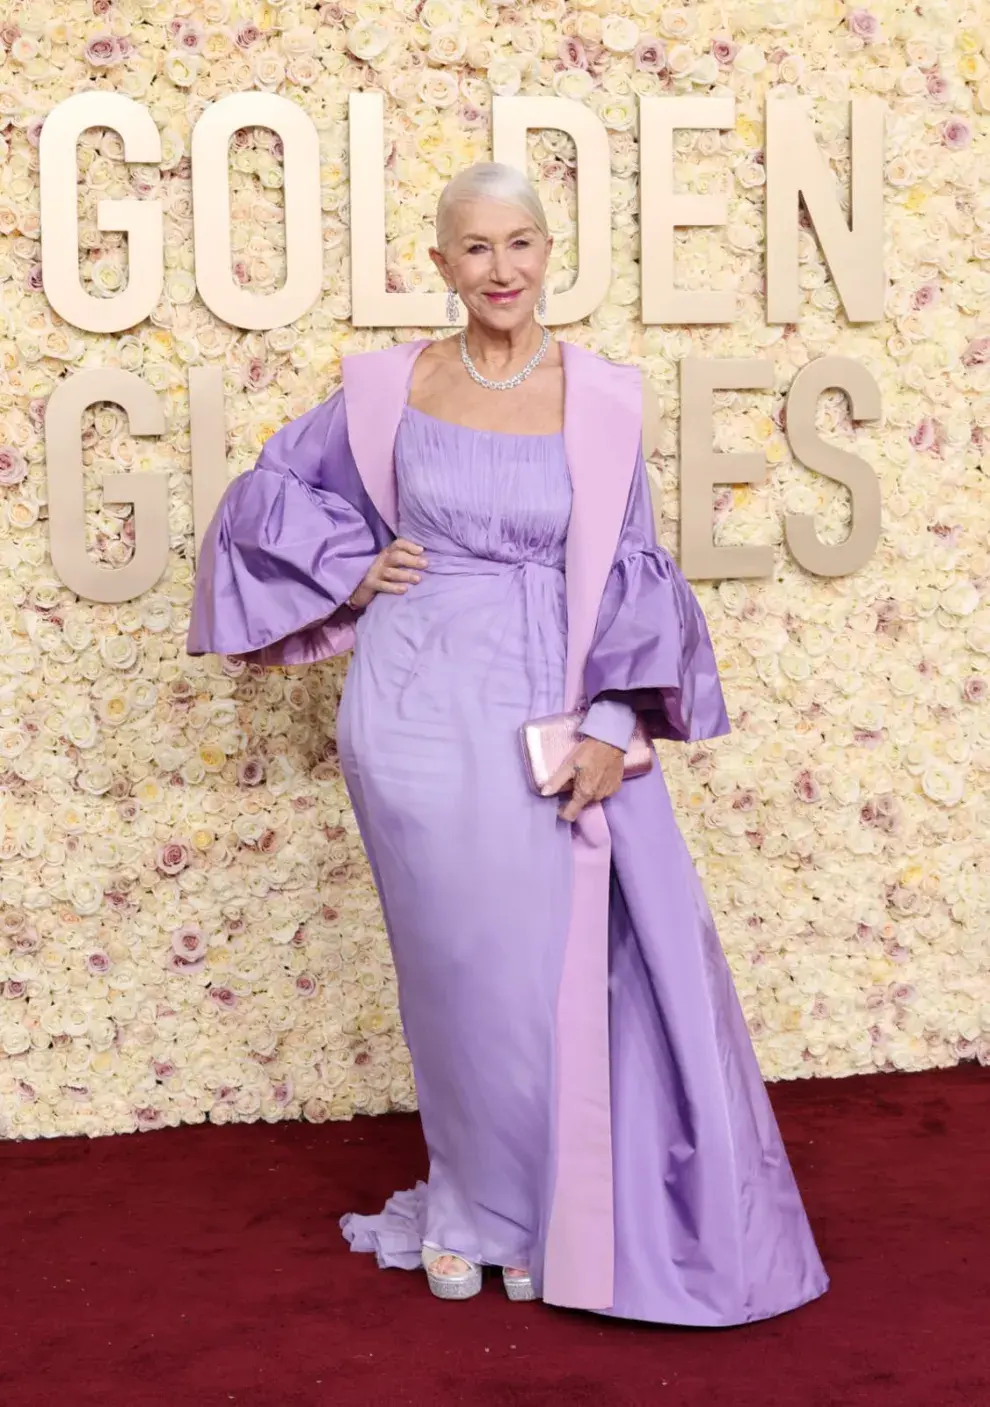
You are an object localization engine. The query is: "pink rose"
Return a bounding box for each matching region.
[911,281,938,310]
[908,417,936,451]
[157,841,191,875]
[171,924,206,961]
[941,119,972,149]
[847,8,880,42]
[557,37,587,69]
[243,358,274,392]
[634,37,666,73]
[4,980,26,999]
[794,769,821,803]
[1,23,21,48]
[153,1059,177,1079]
[135,1107,165,1129]
[273,1079,294,1106]
[209,986,238,1010]
[235,22,260,48]
[87,951,111,974]
[295,973,317,997]
[237,756,266,786]
[711,38,738,66]
[168,953,205,974]
[13,927,41,954]
[175,21,203,52]
[85,33,120,66]
[926,72,949,101]
[963,677,987,703]
[0,446,27,486]
[24,261,43,290]
[962,337,990,366]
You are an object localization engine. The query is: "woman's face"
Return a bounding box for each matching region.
[431,198,552,332]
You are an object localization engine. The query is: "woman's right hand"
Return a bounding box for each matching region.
[347,538,428,611]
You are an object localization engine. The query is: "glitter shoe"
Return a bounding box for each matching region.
[421,1246,483,1300]
[502,1267,537,1302]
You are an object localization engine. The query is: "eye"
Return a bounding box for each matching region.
[513,239,532,248]
[467,243,487,254]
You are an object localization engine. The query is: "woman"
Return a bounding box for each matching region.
[187,163,829,1325]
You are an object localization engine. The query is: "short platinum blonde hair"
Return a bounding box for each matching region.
[435,162,549,249]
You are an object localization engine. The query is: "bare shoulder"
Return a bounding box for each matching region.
[409,335,459,396]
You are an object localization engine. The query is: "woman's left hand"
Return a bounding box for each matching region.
[541,737,625,822]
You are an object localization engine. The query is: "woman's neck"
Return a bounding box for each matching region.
[461,319,545,375]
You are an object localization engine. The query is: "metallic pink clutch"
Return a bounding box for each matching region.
[519,710,654,793]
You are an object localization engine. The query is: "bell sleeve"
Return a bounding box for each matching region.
[186,388,389,667]
[582,447,731,744]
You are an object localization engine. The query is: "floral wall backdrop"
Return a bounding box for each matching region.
[0,0,988,1140]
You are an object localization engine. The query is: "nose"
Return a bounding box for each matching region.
[490,244,513,284]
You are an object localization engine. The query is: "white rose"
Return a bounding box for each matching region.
[427,26,466,64]
[64,710,99,749]
[690,53,719,85]
[734,43,766,75]
[163,53,201,88]
[66,876,105,916]
[553,68,595,101]
[939,582,979,617]
[347,20,391,61]
[601,16,639,52]
[920,765,965,807]
[658,7,697,40]
[665,42,695,76]
[487,59,522,96]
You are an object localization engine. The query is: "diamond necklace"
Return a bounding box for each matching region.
[459,326,551,391]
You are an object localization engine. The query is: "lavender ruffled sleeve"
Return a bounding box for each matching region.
[186,389,390,667]
[583,449,731,744]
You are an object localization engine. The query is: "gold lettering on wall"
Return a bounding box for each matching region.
[39,92,164,334]
[191,93,323,330]
[640,95,737,325]
[492,95,611,325]
[784,356,882,576]
[188,366,229,558]
[766,96,885,324]
[46,370,169,603]
[679,358,776,579]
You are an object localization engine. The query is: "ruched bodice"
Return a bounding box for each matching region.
[395,405,569,569]
[340,407,573,729]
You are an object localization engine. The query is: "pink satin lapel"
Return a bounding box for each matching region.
[341,339,430,533]
[543,342,643,1312]
[560,341,643,711]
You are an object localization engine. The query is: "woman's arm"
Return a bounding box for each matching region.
[186,389,393,665]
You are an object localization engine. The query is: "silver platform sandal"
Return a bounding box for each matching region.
[421,1246,483,1300]
[502,1268,537,1302]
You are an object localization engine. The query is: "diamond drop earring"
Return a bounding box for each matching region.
[445,287,459,323]
[537,286,548,320]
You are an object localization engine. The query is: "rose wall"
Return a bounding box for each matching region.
[0,0,988,1140]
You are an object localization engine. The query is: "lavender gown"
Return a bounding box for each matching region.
[340,407,579,1273]
[187,371,830,1326]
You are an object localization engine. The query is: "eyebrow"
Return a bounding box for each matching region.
[460,227,536,242]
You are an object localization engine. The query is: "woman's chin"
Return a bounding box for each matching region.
[469,301,536,329]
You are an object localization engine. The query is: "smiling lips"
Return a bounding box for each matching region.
[485,290,522,302]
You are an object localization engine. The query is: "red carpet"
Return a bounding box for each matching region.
[1,1063,986,1407]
